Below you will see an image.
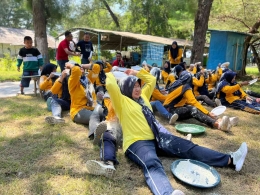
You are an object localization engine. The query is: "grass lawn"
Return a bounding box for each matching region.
[0,95,260,195]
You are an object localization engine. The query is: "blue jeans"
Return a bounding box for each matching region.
[126,139,229,195]
[150,100,172,120]
[51,98,70,117]
[57,60,68,71]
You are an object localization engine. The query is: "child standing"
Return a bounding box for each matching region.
[17,36,43,94]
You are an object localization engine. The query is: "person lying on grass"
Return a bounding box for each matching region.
[104,68,248,195]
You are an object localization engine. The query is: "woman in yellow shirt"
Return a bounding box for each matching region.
[66,63,96,125]
[168,41,182,68]
[216,71,260,114]
[161,61,171,84]
[39,63,57,100]
[164,65,235,131]
[104,68,247,195]
[45,70,71,125]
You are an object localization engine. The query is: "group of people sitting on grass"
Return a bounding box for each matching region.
[18,37,256,195]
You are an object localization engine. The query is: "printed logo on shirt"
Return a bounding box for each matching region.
[85,43,92,52]
[26,54,33,57]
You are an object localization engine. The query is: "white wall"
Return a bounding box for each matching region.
[0,43,22,57]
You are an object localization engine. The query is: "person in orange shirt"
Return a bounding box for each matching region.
[161,61,171,84]
[168,41,183,68]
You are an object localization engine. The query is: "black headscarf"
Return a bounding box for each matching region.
[119,76,141,100]
[170,41,179,59]
[41,63,57,76]
[95,61,106,85]
[216,71,237,95]
[164,61,171,74]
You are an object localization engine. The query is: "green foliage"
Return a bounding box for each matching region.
[209,0,260,32]
[101,50,113,60]
[0,0,32,29]
[0,53,17,71]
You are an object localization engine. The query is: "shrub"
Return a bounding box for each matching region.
[0,53,17,71]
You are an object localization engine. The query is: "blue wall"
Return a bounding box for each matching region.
[139,42,164,67]
[207,31,247,71]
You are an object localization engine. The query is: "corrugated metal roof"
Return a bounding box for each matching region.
[208,29,260,37]
[0,26,56,48]
[57,27,207,49]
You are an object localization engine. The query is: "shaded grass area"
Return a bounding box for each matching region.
[0,95,260,195]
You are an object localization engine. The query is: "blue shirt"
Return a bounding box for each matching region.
[76,40,93,59]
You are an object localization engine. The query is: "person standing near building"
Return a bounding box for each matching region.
[112,52,124,67]
[168,41,183,68]
[76,32,94,64]
[17,36,43,94]
[56,31,80,71]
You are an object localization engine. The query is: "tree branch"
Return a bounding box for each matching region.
[217,15,251,29]
[101,0,120,29]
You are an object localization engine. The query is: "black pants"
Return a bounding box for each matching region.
[196,95,216,107]
[170,105,215,128]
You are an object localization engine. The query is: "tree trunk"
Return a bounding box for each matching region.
[101,0,120,29]
[250,44,260,73]
[239,36,252,76]
[32,0,49,65]
[241,19,260,75]
[190,0,213,64]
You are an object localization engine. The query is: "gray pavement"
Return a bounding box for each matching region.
[0,81,35,98]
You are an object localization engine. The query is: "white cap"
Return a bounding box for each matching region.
[142,60,147,65]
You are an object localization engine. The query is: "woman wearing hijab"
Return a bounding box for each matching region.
[65,63,96,125]
[216,71,260,114]
[105,68,247,195]
[39,63,57,100]
[169,41,183,68]
[164,65,237,131]
[45,69,71,124]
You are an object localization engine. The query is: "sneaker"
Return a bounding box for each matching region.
[229,117,239,127]
[93,121,107,145]
[86,160,115,178]
[45,116,65,125]
[215,98,222,106]
[172,189,185,195]
[230,142,248,171]
[169,114,178,125]
[218,116,231,131]
[186,134,192,141]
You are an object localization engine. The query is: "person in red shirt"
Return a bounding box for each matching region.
[56,31,80,71]
[112,52,124,67]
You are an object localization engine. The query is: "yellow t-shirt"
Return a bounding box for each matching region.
[68,66,95,120]
[106,69,156,152]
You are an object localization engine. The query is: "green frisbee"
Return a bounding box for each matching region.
[175,124,206,135]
